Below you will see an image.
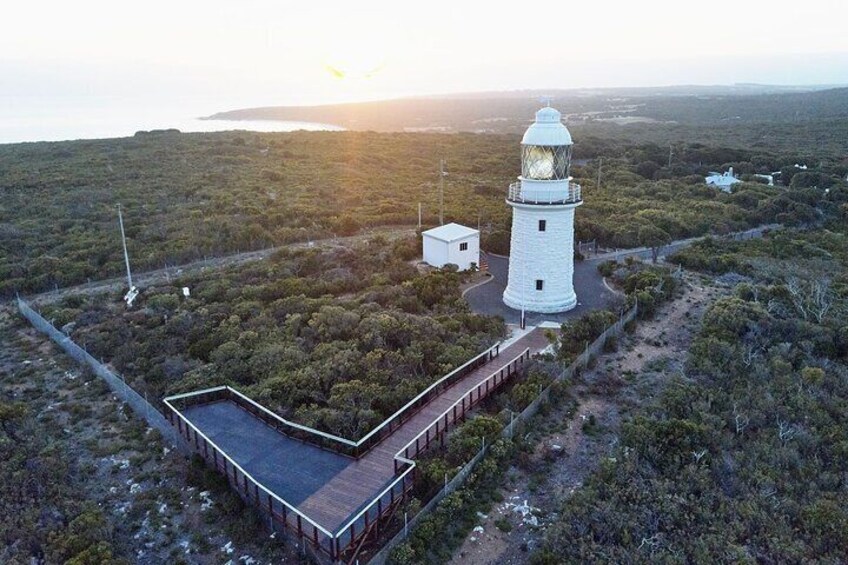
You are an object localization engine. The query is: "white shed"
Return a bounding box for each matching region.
[705,167,741,193]
[422,223,480,271]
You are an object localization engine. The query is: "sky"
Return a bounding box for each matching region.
[3,0,847,112]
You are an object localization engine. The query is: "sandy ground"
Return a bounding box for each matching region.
[0,305,304,564]
[449,272,726,565]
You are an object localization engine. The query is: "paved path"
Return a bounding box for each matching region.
[465,224,779,324]
[465,253,621,325]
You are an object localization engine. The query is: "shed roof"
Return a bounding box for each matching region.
[422,223,479,243]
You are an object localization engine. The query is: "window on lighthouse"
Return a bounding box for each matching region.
[536,279,544,291]
[522,145,572,180]
[525,146,555,179]
[538,220,546,231]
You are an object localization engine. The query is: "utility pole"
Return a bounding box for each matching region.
[439,159,447,225]
[597,157,602,190]
[117,204,133,290]
[117,204,139,307]
[418,202,422,229]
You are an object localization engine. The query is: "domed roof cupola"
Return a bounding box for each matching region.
[520,106,573,181]
[521,106,573,146]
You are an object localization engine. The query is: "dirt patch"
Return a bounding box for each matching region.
[449,272,725,564]
[0,305,303,564]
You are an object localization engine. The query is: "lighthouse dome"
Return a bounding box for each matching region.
[521,106,572,146]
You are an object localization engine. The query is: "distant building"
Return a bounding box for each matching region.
[754,173,775,186]
[705,167,741,192]
[422,223,480,271]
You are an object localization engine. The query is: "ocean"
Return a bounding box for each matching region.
[0,97,343,144]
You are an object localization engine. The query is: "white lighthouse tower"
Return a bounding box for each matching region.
[503,106,582,314]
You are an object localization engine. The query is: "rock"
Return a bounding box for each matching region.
[199,491,214,511]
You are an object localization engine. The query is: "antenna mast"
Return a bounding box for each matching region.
[439,159,447,225]
[597,158,602,190]
[117,204,139,307]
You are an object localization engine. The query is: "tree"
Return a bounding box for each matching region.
[637,225,671,263]
[0,401,26,444]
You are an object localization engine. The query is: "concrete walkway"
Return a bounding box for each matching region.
[465,224,779,325]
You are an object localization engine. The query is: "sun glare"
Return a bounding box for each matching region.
[323,43,386,81]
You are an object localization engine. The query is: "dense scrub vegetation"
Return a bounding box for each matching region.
[212,87,848,143]
[2,127,842,296]
[0,319,124,564]
[533,222,848,562]
[43,237,504,437]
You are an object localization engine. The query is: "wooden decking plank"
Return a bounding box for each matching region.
[296,328,549,532]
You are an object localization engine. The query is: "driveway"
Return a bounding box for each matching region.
[465,224,778,325]
[464,252,622,325]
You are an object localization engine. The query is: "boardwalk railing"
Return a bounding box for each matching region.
[396,348,531,465]
[163,392,349,560]
[165,346,531,563]
[166,342,501,460]
[372,304,639,564]
[336,347,532,563]
[352,342,501,456]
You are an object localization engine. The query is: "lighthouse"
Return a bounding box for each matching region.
[502,106,582,314]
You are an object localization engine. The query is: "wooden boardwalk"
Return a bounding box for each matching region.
[295,327,551,532]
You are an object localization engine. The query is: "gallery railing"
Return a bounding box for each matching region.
[507,181,582,205]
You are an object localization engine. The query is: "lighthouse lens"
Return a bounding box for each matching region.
[525,146,555,179]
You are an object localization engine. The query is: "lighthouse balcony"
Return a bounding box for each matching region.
[507,181,581,205]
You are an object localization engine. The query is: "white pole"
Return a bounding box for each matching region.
[597,158,602,189]
[418,202,422,229]
[439,159,446,226]
[117,204,133,290]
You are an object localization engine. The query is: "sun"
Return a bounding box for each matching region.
[323,45,386,80]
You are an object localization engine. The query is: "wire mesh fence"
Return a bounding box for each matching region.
[373,303,638,563]
[16,297,182,450]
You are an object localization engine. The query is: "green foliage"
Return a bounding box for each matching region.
[637,224,671,262]
[445,415,502,466]
[388,439,515,565]
[3,128,840,297]
[557,310,617,363]
[701,297,768,340]
[46,240,505,437]
[507,370,553,411]
[0,395,124,564]
[536,225,848,563]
